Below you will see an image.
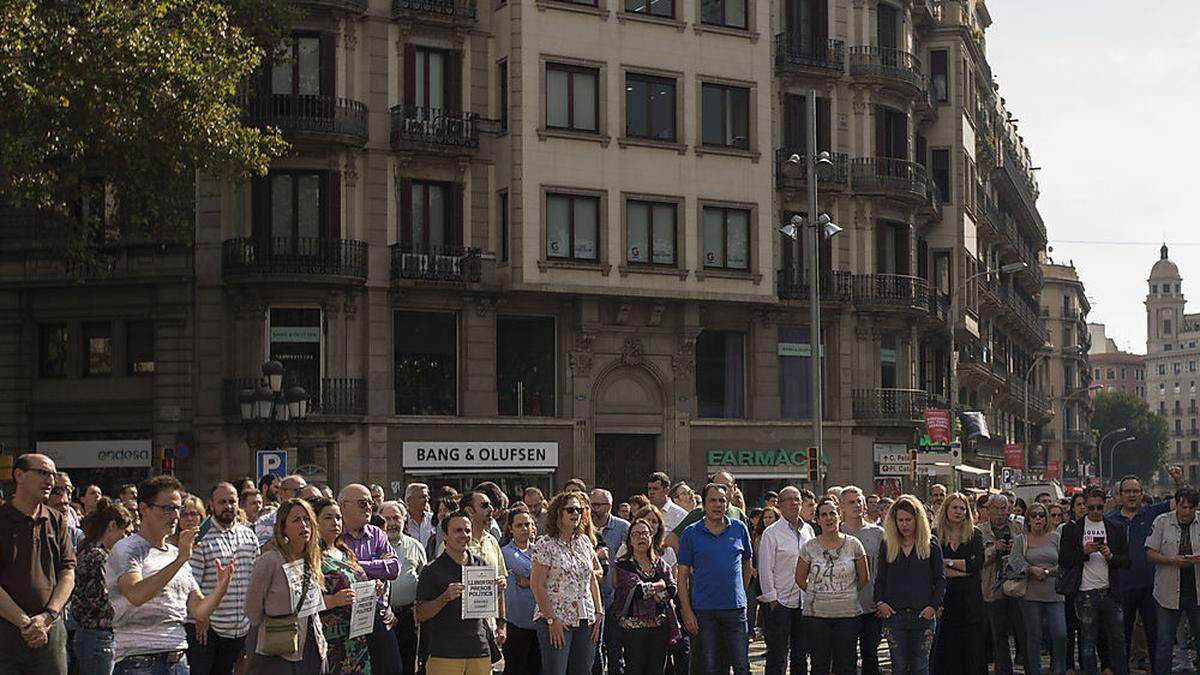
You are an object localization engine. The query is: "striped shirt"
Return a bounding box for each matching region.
[189,521,259,638]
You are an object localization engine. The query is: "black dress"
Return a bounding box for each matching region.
[931,528,987,675]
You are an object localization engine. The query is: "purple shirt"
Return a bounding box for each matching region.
[341,524,400,608]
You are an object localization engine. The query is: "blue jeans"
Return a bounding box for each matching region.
[885,610,935,675]
[803,615,860,675]
[112,652,190,675]
[1075,590,1126,675]
[695,609,750,675]
[762,603,806,675]
[1020,600,1067,675]
[74,628,116,675]
[536,620,596,675]
[1155,602,1200,675]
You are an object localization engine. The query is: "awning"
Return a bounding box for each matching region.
[955,464,992,476]
[404,468,556,475]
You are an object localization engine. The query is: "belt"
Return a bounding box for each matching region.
[122,650,186,664]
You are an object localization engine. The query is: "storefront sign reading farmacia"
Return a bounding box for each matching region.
[706,449,810,467]
[402,442,559,469]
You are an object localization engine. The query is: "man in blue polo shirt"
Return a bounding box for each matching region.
[1108,465,1182,669]
[677,482,753,675]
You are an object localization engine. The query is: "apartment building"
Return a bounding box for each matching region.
[1040,260,1091,485]
[1144,244,1200,483]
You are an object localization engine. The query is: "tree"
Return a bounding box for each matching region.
[0,0,293,265]
[1091,390,1168,483]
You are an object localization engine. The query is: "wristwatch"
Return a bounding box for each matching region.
[44,608,60,623]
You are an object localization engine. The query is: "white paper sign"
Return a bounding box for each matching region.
[282,559,324,619]
[461,565,498,620]
[348,580,376,639]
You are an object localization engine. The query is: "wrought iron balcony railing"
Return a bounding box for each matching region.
[389,243,482,284]
[239,94,368,145]
[392,0,477,20]
[852,273,930,311]
[848,46,923,93]
[850,157,929,202]
[773,35,845,74]
[390,105,479,151]
[852,388,928,422]
[223,377,367,417]
[776,269,853,302]
[222,237,368,280]
[775,149,849,189]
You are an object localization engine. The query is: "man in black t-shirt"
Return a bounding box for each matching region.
[415,510,506,675]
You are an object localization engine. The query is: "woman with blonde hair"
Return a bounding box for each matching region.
[874,495,945,674]
[246,498,328,674]
[531,490,603,674]
[168,494,205,548]
[930,492,986,675]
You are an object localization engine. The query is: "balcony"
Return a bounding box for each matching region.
[852,273,930,312]
[1063,429,1093,445]
[773,35,845,78]
[223,377,367,417]
[852,388,928,423]
[239,94,368,146]
[775,150,849,191]
[776,269,853,302]
[390,105,480,155]
[390,243,482,284]
[222,238,368,282]
[850,157,929,205]
[927,290,949,323]
[391,0,477,25]
[848,46,923,98]
[996,136,1047,243]
[295,0,368,12]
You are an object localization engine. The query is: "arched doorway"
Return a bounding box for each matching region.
[592,364,665,503]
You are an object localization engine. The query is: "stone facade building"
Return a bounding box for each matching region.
[1039,260,1091,485]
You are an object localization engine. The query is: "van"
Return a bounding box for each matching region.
[1012,480,1065,506]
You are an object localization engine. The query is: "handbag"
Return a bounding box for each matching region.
[1001,536,1028,599]
[259,560,312,656]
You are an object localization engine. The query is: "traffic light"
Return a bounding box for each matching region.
[806,448,819,482]
[909,448,918,481]
[160,447,175,475]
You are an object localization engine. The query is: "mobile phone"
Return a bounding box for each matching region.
[1092,535,1106,545]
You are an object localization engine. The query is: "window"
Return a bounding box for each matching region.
[404,180,455,252]
[546,193,599,261]
[1166,343,1174,351]
[271,34,324,98]
[1094,368,1100,380]
[1121,368,1127,378]
[626,200,676,265]
[82,321,112,376]
[881,333,898,388]
[931,149,950,203]
[1107,368,1116,379]
[930,49,948,102]
[127,321,155,375]
[1152,284,1158,295]
[1161,401,1168,415]
[394,311,457,415]
[700,0,746,28]
[625,0,673,18]
[1193,440,1198,458]
[696,331,745,418]
[1192,465,1199,484]
[625,74,676,141]
[701,206,750,270]
[701,83,749,149]
[270,173,323,242]
[498,192,509,263]
[546,64,598,132]
[268,309,322,393]
[413,47,447,110]
[39,324,69,378]
[497,317,556,416]
[498,60,508,132]
[780,326,825,418]
[1160,364,1168,375]
[1178,441,1183,458]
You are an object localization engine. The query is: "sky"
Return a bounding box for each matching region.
[984,1,1200,354]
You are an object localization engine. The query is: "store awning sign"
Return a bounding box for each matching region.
[402,442,558,470]
[706,449,810,467]
[36,439,152,468]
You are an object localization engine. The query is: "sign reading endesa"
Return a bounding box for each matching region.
[706,449,810,467]
[36,440,152,468]
[923,409,951,444]
[402,442,558,470]
[1004,442,1025,469]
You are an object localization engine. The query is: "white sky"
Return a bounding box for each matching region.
[984,1,1200,354]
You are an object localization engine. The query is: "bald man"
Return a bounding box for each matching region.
[339,484,403,675]
[253,474,306,546]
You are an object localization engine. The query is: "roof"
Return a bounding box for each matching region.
[1150,243,1180,279]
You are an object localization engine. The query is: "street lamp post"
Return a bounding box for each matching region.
[948,261,1028,443]
[238,360,309,451]
[780,89,840,488]
[1096,427,1129,483]
[1106,436,1136,483]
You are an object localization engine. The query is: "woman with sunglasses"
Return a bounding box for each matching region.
[1011,502,1066,675]
[531,491,604,674]
[794,498,868,675]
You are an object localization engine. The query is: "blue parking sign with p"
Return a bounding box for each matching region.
[257,450,287,484]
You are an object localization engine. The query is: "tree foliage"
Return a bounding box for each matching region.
[1091,390,1168,483]
[0,0,293,260]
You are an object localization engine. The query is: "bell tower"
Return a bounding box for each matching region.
[1146,243,1185,353]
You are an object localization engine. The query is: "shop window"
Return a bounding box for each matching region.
[82,321,112,377]
[39,323,69,378]
[394,311,458,415]
[498,317,556,416]
[696,330,745,418]
[779,326,825,419]
[127,320,155,375]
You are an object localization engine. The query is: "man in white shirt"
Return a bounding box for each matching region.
[757,486,814,675]
[382,501,427,675]
[404,483,434,551]
[647,471,688,532]
[840,485,885,675]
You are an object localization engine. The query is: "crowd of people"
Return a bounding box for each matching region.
[5,452,1200,675]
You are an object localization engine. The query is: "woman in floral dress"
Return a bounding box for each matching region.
[309,497,371,675]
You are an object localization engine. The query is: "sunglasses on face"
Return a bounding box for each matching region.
[1087,505,1105,512]
[563,506,584,514]
[1030,514,1046,519]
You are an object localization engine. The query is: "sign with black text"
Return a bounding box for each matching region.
[402,442,558,470]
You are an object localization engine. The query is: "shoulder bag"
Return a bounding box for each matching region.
[1001,536,1028,599]
[259,560,312,656]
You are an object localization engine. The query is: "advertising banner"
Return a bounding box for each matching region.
[923,409,951,444]
[1004,443,1025,469]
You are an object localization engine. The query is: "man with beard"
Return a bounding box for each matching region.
[186,482,258,675]
[382,501,427,675]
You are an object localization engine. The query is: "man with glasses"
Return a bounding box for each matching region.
[339,483,402,675]
[979,493,1026,675]
[107,475,232,675]
[589,488,629,675]
[1060,486,1131,675]
[253,474,306,546]
[1108,465,1183,670]
[0,454,76,675]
